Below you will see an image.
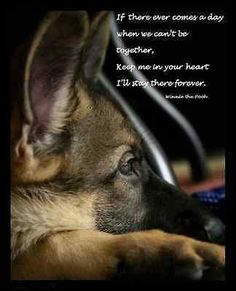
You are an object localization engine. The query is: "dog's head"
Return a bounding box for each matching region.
[11,11,224,244]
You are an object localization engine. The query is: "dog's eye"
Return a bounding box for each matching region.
[119,152,140,176]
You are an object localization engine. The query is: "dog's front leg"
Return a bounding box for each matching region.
[12,230,118,280]
[12,229,225,280]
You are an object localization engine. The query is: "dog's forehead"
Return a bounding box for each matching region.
[95,98,139,145]
[74,93,140,148]
[65,94,141,176]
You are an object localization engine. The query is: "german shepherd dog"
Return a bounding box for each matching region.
[11,11,225,280]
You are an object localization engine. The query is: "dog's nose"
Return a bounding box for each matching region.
[175,210,225,244]
[204,216,225,244]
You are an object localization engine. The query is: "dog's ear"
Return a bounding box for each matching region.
[15,11,89,161]
[81,11,111,81]
[25,11,89,136]
[14,11,111,163]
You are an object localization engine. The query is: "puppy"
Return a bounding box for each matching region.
[11,11,225,279]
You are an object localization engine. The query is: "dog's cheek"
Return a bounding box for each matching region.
[94,182,146,234]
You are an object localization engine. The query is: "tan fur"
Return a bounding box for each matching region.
[11,189,96,260]
[47,84,76,134]
[71,87,94,120]
[12,229,225,280]
[12,154,62,185]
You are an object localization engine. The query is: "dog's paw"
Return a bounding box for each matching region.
[167,238,225,280]
[115,230,225,280]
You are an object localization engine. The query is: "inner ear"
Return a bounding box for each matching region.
[24,11,89,141]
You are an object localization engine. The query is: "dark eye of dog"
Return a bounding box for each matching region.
[119,152,140,176]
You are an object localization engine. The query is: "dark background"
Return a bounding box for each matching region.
[7,4,227,161]
[105,8,226,161]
